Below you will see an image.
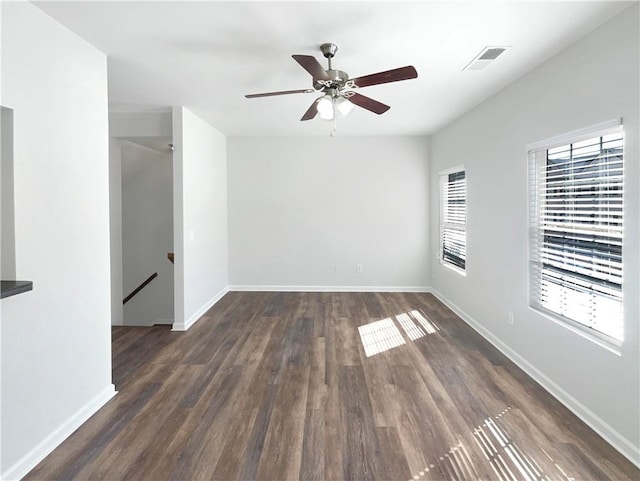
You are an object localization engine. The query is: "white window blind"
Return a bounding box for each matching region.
[440,169,466,271]
[529,123,624,342]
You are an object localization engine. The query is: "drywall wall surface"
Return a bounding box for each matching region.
[1,106,16,279]
[121,143,174,326]
[172,107,228,330]
[0,6,4,474]
[109,138,123,325]
[109,111,172,138]
[0,2,114,478]
[429,5,639,463]
[228,135,430,290]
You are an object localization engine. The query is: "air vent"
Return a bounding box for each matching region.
[463,46,509,71]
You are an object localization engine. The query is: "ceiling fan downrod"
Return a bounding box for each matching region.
[320,42,338,70]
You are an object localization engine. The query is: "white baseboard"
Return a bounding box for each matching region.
[2,384,117,481]
[228,285,431,293]
[430,289,640,468]
[172,286,229,331]
[154,318,174,326]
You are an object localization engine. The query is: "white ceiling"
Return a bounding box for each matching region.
[34,1,633,137]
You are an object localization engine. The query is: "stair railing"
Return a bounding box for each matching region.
[123,272,158,305]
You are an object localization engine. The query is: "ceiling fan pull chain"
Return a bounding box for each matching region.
[331,99,337,136]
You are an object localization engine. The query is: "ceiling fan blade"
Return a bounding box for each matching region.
[292,55,330,81]
[347,92,390,115]
[300,99,319,121]
[350,66,418,88]
[245,88,314,98]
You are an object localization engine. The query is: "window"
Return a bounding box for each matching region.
[528,120,624,343]
[440,167,466,272]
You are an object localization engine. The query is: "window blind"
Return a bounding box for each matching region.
[529,127,623,342]
[441,170,466,271]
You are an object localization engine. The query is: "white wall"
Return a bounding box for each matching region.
[172,107,228,330]
[1,107,16,279]
[429,5,639,464]
[228,136,430,290]
[109,138,123,325]
[121,143,174,326]
[0,4,5,472]
[109,111,172,138]
[0,2,115,479]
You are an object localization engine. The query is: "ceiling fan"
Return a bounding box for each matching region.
[245,43,418,121]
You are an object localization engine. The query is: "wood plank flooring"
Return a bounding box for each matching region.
[24,292,638,480]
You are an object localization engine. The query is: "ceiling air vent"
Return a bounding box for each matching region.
[463,46,508,71]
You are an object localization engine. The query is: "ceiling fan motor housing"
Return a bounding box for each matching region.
[313,69,349,92]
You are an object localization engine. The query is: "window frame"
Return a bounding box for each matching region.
[527,119,624,349]
[439,165,467,275]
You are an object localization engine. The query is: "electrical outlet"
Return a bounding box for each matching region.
[333,264,340,274]
[356,264,363,273]
[508,312,515,326]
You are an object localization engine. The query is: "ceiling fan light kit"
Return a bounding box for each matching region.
[245,43,418,129]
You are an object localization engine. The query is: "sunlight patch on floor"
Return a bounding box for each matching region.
[407,406,573,481]
[358,318,406,357]
[396,312,425,340]
[412,309,439,334]
[472,407,572,481]
[359,310,441,357]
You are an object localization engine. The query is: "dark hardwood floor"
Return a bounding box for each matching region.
[25,292,638,480]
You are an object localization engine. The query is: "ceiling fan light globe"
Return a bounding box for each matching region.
[319,109,334,121]
[336,97,355,116]
[317,95,334,120]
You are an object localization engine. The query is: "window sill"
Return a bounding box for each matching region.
[528,306,622,356]
[440,260,466,276]
[1,280,33,299]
